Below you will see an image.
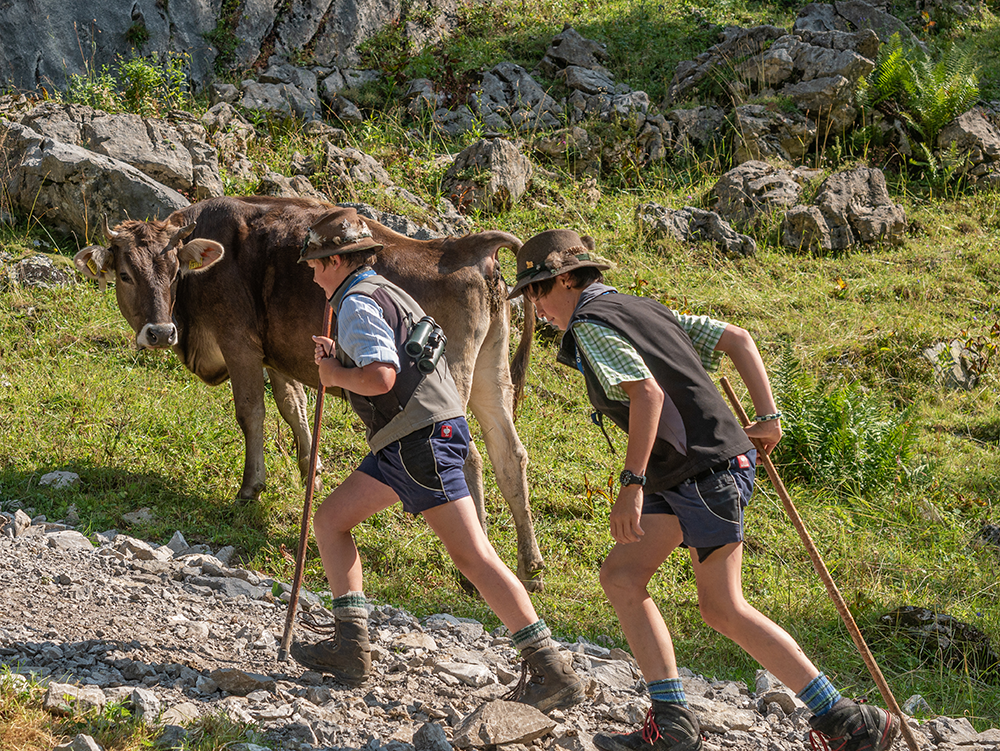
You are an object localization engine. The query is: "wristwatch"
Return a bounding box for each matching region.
[619,469,647,487]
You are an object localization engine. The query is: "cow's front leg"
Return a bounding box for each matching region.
[267,369,323,493]
[230,364,268,500]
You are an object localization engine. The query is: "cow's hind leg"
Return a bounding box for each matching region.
[468,316,545,592]
[267,369,323,493]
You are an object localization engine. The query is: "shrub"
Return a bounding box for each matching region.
[771,344,924,498]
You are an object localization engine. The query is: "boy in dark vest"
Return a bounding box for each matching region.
[290,208,584,713]
[508,229,899,751]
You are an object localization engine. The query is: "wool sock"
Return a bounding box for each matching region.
[648,678,688,706]
[512,619,554,654]
[797,673,842,717]
[330,591,368,619]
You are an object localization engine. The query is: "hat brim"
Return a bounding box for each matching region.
[298,236,384,263]
[507,258,612,299]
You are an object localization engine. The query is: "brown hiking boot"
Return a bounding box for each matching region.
[808,697,899,751]
[502,645,586,712]
[594,701,703,751]
[289,614,371,686]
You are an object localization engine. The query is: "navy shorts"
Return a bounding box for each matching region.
[357,417,471,514]
[642,450,757,562]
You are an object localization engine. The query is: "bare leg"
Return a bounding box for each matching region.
[692,542,819,692]
[423,496,538,633]
[600,514,686,682]
[312,470,399,596]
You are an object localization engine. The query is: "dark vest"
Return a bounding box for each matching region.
[557,291,753,492]
[329,269,464,453]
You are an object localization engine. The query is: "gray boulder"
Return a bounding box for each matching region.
[712,161,804,226]
[1,120,189,241]
[472,63,562,134]
[5,256,74,289]
[782,166,905,251]
[637,203,757,256]
[537,25,610,78]
[21,103,223,200]
[240,81,319,121]
[733,104,816,164]
[442,139,533,214]
[936,107,1000,186]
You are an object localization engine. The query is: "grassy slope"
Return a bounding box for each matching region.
[3,0,1000,732]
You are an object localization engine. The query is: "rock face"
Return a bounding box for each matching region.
[2,509,998,751]
[0,0,461,94]
[936,106,1000,188]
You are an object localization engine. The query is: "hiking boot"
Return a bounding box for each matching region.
[594,701,703,751]
[502,645,586,712]
[289,614,371,686]
[808,697,900,751]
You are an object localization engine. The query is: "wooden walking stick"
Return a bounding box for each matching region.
[720,376,920,751]
[278,302,334,662]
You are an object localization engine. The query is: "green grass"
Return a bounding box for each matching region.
[4,0,1000,737]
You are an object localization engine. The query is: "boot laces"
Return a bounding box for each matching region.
[641,707,661,744]
[297,611,340,644]
[808,697,869,751]
[502,660,530,702]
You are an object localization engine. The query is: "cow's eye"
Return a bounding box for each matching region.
[118,271,132,284]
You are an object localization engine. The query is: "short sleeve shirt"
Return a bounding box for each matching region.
[572,309,727,402]
[337,294,401,371]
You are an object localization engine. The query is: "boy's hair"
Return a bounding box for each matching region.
[317,249,378,270]
[525,253,604,300]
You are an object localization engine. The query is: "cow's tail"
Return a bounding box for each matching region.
[510,297,535,415]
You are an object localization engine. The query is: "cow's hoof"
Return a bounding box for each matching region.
[520,567,545,593]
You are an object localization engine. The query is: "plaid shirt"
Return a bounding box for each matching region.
[573,310,727,402]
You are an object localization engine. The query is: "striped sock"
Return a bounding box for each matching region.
[797,673,842,717]
[512,620,554,653]
[330,591,368,619]
[648,678,687,706]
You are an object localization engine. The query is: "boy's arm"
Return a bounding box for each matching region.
[611,377,664,544]
[313,335,396,395]
[714,325,782,454]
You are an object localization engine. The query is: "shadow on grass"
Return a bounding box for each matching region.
[0,462,282,554]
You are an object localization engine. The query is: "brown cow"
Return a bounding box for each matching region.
[74,195,544,589]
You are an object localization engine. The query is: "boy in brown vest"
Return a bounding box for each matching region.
[509,228,899,751]
[290,208,584,713]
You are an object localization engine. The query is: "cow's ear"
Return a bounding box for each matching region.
[177,239,225,275]
[580,235,596,251]
[74,245,116,291]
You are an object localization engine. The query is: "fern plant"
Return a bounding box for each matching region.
[857,34,979,152]
[770,343,923,499]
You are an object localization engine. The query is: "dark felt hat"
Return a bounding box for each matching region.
[508,228,612,299]
[299,207,383,262]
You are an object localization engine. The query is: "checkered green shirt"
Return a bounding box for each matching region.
[572,311,727,402]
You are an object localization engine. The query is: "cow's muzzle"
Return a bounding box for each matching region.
[137,323,178,349]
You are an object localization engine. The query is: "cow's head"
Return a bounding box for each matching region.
[74,216,225,349]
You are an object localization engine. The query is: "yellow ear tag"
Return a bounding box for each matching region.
[87,259,99,275]
[189,259,203,270]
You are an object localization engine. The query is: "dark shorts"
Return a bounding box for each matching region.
[357,417,471,514]
[642,450,757,562]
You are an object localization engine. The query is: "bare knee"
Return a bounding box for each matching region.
[313,495,351,538]
[699,597,749,637]
[600,558,649,605]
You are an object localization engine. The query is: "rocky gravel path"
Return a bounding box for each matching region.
[2,502,998,751]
